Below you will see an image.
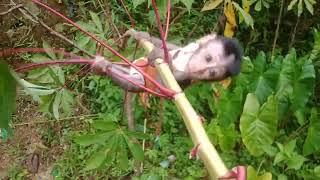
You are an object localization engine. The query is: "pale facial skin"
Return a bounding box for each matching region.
[185,36,241,81]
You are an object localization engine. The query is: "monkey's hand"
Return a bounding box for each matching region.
[147,47,172,66]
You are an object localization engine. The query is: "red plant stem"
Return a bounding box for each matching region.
[151,0,170,64]
[31,0,174,98]
[0,48,80,58]
[164,0,171,40]
[15,59,168,98]
[15,59,93,72]
[118,0,135,28]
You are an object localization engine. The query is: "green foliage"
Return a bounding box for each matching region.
[240,94,278,156]
[303,108,320,155]
[74,115,146,171]
[247,165,272,180]
[274,140,306,170]
[288,0,317,16]
[0,63,16,129]
[1,0,320,179]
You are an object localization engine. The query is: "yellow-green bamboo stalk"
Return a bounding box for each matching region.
[136,36,229,179]
[154,58,228,179]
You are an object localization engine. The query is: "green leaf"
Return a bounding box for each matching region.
[303,108,320,155]
[92,120,118,131]
[76,35,91,49]
[89,11,103,32]
[288,0,298,10]
[75,132,115,146]
[128,141,144,161]
[133,0,146,8]
[60,89,74,116]
[84,149,108,170]
[126,131,150,139]
[18,79,56,96]
[250,52,280,103]
[118,137,129,170]
[254,0,262,11]
[240,94,278,156]
[233,2,254,28]
[43,40,57,59]
[0,63,16,129]
[208,123,238,151]
[304,0,314,14]
[179,0,195,12]
[274,140,306,170]
[201,0,224,11]
[247,166,272,180]
[216,87,243,127]
[53,90,62,119]
[286,153,306,170]
[298,0,303,16]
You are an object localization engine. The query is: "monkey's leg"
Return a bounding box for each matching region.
[92,59,145,92]
[124,91,136,131]
[124,29,181,50]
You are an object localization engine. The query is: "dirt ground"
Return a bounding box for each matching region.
[0,1,83,179]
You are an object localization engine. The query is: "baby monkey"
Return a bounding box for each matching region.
[92,29,242,92]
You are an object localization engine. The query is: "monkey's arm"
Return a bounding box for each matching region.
[91,58,144,92]
[124,29,180,50]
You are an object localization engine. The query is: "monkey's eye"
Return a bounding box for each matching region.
[205,55,212,62]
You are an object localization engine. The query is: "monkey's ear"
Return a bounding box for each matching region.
[196,33,218,45]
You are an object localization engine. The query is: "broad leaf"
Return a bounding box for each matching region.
[75,131,115,147]
[89,11,103,32]
[240,94,278,156]
[233,2,254,28]
[133,0,146,8]
[179,0,195,12]
[127,141,144,161]
[303,109,320,155]
[216,87,243,127]
[247,166,272,180]
[84,149,108,170]
[92,120,118,131]
[201,0,223,11]
[0,63,16,129]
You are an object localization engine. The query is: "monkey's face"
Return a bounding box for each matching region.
[186,36,242,81]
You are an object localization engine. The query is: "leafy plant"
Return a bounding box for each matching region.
[74,114,147,171]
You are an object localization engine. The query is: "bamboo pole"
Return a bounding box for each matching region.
[154,59,229,179]
[138,37,229,179]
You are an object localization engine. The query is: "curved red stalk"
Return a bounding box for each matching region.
[15,59,169,98]
[164,0,171,40]
[0,48,79,58]
[151,0,170,64]
[118,0,135,28]
[31,0,175,98]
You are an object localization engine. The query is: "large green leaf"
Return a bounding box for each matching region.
[74,131,115,147]
[274,140,306,170]
[303,109,320,155]
[208,122,238,151]
[127,141,144,161]
[201,0,224,11]
[216,87,244,127]
[250,52,280,103]
[276,49,315,117]
[247,165,272,180]
[92,120,118,131]
[291,59,315,111]
[0,63,16,129]
[84,148,109,171]
[240,94,278,156]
